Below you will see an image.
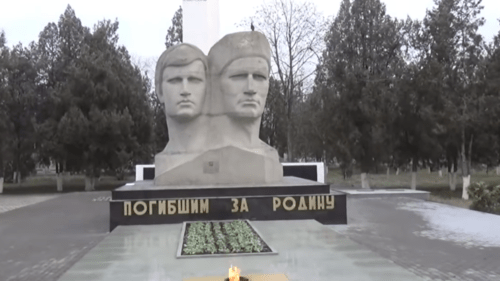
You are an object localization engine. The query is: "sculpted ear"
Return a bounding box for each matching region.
[156,87,163,102]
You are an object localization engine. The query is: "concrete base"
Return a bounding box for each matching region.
[113,177,329,200]
[335,189,430,200]
[57,220,424,281]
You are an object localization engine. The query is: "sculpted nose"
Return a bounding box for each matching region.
[244,75,256,95]
[181,79,190,96]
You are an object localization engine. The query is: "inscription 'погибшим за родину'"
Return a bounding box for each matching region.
[123,195,335,216]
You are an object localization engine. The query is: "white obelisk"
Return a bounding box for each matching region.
[183,0,220,54]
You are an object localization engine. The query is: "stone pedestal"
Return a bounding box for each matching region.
[109,177,346,231]
[154,145,283,186]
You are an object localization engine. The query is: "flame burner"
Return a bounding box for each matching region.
[224,277,249,281]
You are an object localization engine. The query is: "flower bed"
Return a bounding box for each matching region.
[179,220,274,256]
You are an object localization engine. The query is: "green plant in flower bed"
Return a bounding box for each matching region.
[183,221,206,255]
[213,222,230,253]
[182,220,265,255]
[204,221,217,254]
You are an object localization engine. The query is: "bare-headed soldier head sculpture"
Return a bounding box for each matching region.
[155,43,208,122]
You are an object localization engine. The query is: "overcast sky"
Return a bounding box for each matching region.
[1,0,499,61]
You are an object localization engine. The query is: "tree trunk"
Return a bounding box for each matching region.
[451,172,457,191]
[452,167,457,190]
[14,171,21,185]
[462,174,471,200]
[461,130,470,200]
[448,161,456,191]
[286,120,293,162]
[411,158,418,190]
[56,162,63,192]
[468,134,473,175]
[0,159,3,193]
[411,172,417,190]
[84,176,95,191]
[497,166,500,175]
[386,167,390,179]
[439,168,443,177]
[361,173,370,189]
[56,173,63,192]
[396,168,400,175]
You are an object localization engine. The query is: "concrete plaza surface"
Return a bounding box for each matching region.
[57,220,425,281]
[329,197,500,281]
[0,191,111,281]
[0,191,499,281]
[0,194,60,214]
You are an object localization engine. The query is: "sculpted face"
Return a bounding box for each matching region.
[161,60,206,121]
[220,57,269,119]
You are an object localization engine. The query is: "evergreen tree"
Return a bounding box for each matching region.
[317,0,404,188]
[62,19,154,190]
[35,5,90,191]
[422,0,485,197]
[2,43,38,183]
[165,6,183,49]
[0,30,9,188]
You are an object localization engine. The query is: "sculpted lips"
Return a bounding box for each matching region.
[240,99,260,106]
[178,100,194,105]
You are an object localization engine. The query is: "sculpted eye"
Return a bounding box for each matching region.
[229,74,248,79]
[188,77,203,83]
[254,74,267,81]
[167,77,182,83]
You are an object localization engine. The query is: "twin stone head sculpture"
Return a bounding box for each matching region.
[154,31,283,186]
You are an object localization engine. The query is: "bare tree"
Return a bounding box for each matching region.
[242,0,326,161]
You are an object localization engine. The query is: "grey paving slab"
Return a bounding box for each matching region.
[0,191,111,281]
[0,194,60,214]
[57,220,424,281]
[329,197,500,281]
[335,189,430,200]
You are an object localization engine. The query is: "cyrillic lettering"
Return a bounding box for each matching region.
[168,200,176,215]
[240,198,249,212]
[273,197,281,211]
[190,199,198,213]
[317,196,325,210]
[298,196,307,210]
[133,201,147,216]
[283,197,296,211]
[178,200,189,214]
[158,200,166,215]
[200,199,209,213]
[149,201,157,215]
[309,196,316,210]
[326,196,334,209]
[124,201,132,216]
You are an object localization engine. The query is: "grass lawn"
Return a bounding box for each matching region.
[327,167,500,210]
[2,174,135,194]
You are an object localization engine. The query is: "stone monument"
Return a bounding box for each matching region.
[154,31,283,186]
[182,0,220,55]
[154,43,210,181]
[109,2,346,233]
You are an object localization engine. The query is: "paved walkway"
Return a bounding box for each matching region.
[329,197,500,281]
[0,194,60,214]
[0,191,111,281]
[1,191,499,281]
